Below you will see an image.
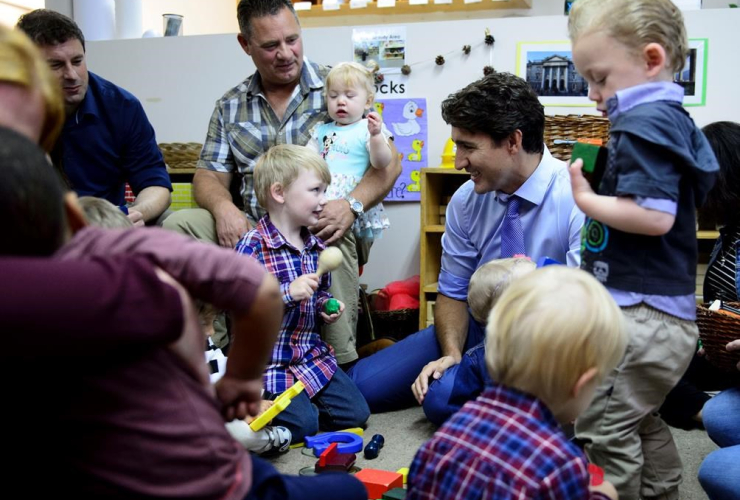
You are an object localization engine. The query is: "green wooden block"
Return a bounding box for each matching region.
[325,298,340,315]
[571,142,607,191]
[382,488,406,500]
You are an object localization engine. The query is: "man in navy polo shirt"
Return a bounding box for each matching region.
[17,9,172,227]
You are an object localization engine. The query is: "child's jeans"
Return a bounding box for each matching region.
[245,455,367,500]
[267,368,370,443]
[575,304,697,500]
[423,342,490,426]
[698,388,740,500]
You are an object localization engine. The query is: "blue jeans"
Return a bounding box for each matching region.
[245,455,367,500]
[348,314,486,413]
[698,387,740,500]
[423,342,491,426]
[268,368,370,443]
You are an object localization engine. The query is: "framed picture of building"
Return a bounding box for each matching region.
[516,41,594,107]
[677,38,708,107]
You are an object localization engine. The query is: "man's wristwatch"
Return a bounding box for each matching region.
[345,196,364,219]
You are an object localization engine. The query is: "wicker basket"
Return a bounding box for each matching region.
[159,142,202,171]
[696,302,740,372]
[544,114,611,161]
[370,308,420,341]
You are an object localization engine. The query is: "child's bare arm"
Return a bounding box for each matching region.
[569,160,675,236]
[367,112,392,169]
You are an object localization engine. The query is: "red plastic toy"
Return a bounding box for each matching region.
[354,469,404,499]
[588,464,604,486]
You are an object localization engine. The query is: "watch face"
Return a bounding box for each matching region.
[351,200,363,213]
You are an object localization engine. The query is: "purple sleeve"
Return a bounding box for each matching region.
[0,255,183,354]
[58,227,266,312]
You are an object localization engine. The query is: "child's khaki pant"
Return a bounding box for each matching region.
[575,304,698,500]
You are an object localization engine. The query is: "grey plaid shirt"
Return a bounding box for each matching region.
[198,58,330,224]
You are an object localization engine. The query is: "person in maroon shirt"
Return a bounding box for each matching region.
[0,126,367,499]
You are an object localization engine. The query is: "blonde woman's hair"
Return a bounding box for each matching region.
[253,144,331,209]
[78,196,134,229]
[568,0,688,74]
[468,257,536,324]
[485,266,627,409]
[325,61,378,104]
[0,25,64,152]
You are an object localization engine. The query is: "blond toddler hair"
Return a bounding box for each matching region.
[78,196,134,229]
[253,144,331,209]
[568,0,688,74]
[325,61,378,106]
[468,257,536,324]
[486,266,627,412]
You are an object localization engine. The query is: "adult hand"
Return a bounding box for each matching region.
[727,339,740,371]
[411,355,459,404]
[320,300,344,324]
[310,199,354,245]
[215,375,263,421]
[214,202,250,248]
[289,273,319,301]
[367,111,383,136]
[127,209,145,227]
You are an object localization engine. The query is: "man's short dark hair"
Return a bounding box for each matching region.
[0,127,67,257]
[237,0,298,40]
[16,9,85,51]
[441,72,545,155]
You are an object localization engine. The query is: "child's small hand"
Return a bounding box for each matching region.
[589,479,618,500]
[320,300,345,324]
[367,111,383,136]
[568,159,596,208]
[289,273,319,301]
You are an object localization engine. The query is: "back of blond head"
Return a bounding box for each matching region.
[468,257,536,324]
[568,0,688,74]
[485,266,627,407]
[0,24,64,152]
[78,196,134,230]
[253,144,331,208]
[326,61,378,103]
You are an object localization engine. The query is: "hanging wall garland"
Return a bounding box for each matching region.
[375,28,495,79]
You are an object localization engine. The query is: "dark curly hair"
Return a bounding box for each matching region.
[701,121,740,228]
[237,0,298,40]
[441,72,545,155]
[16,9,85,51]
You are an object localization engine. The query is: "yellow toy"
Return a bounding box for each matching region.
[248,381,305,432]
[440,137,456,168]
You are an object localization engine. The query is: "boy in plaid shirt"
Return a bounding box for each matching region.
[407,266,627,500]
[235,144,370,444]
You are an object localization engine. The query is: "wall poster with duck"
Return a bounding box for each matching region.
[375,98,428,202]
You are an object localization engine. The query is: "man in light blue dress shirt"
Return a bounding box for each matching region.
[347,72,583,415]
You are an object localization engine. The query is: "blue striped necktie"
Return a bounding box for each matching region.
[500,196,526,258]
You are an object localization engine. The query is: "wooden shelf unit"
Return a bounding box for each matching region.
[419,167,469,330]
[292,0,533,28]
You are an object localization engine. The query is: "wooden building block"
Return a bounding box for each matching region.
[354,469,404,499]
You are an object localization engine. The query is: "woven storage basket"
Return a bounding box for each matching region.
[696,302,740,372]
[370,309,419,341]
[544,115,611,161]
[159,142,202,171]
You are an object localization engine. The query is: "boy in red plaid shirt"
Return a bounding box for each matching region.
[407,266,627,500]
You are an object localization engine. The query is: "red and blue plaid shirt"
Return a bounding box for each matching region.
[235,215,337,398]
[407,383,611,500]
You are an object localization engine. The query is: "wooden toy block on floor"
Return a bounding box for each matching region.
[314,443,356,473]
[382,487,406,499]
[354,469,403,499]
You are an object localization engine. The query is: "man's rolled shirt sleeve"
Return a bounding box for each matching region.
[439,193,478,301]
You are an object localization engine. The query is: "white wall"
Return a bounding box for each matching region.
[86,8,740,290]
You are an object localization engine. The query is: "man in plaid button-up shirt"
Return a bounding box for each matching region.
[164,0,400,365]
